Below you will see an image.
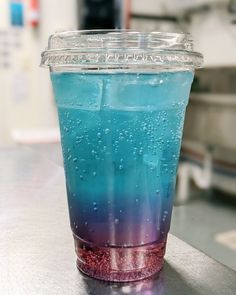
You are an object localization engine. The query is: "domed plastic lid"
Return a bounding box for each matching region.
[41,30,203,70]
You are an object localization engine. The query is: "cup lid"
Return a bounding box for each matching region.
[41,30,203,70]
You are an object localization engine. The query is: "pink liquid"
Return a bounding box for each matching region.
[75,235,167,282]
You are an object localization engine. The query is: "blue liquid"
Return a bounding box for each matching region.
[51,72,193,247]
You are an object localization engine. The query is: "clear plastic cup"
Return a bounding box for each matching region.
[41,30,203,282]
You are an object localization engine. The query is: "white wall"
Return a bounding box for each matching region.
[190,7,236,67]
[39,0,78,48]
[0,1,8,29]
[131,0,166,15]
[0,0,78,146]
[37,0,78,132]
[0,1,10,144]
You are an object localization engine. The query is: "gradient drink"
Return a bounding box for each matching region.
[51,71,193,279]
[42,31,202,282]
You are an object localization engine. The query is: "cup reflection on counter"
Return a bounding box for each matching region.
[81,270,165,295]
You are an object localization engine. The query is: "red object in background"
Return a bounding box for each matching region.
[125,0,131,29]
[29,0,39,27]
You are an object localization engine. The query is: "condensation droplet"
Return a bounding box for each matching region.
[114,218,119,224]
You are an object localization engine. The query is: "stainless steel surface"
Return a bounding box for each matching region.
[0,146,235,295]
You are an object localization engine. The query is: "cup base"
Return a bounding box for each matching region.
[74,235,166,282]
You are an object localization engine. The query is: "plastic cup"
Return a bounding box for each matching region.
[41,30,203,282]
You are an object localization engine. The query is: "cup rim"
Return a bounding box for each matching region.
[41,30,203,70]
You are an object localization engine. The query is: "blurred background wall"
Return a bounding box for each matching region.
[0,0,77,145]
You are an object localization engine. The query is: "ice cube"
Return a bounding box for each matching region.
[52,73,103,111]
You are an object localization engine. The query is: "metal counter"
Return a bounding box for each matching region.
[0,146,235,295]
